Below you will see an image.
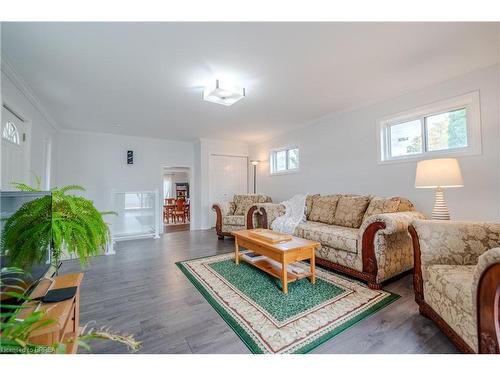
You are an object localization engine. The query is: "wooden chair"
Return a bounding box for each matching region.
[173,199,186,223]
[163,206,169,223]
[163,198,176,223]
[182,198,190,221]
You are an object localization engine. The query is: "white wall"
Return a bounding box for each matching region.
[250,64,500,221]
[197,138,250,230]
[1,62,58,190]
[172,172,189,185]
[56,130,195,232]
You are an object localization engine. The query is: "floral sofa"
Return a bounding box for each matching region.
[409,220,500,353]
[257,194,425,289]
[212,194,272,239]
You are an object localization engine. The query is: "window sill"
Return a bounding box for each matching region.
[378,146,481,165]
[269,169,300,176]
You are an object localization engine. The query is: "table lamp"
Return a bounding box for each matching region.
[415,158,464,220]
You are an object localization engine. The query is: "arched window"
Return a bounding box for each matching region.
[2,121,20,145]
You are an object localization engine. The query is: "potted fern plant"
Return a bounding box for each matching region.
[0,180,140,353]
[1,178,115,267]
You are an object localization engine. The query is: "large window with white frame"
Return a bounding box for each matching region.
[378,91,481,163]
[270,146,299,174]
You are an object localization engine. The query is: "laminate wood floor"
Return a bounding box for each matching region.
[164,223,190,233]
[60,229,459,354]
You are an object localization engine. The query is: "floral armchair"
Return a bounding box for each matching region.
[212,194,272,239]
[409,220,500,353]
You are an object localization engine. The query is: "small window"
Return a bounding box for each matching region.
[270,147,299,174]
[2,121,20,145]
[378,92,481,163]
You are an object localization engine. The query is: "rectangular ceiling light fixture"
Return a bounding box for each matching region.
[203,79,245,106]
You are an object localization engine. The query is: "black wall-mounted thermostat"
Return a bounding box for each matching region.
[127,150,134,164]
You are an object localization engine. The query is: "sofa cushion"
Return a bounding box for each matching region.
[397,198,415,212]
[426,264,475,315]
[223,215,246,226]
[305,194,320,220]
[309,195,339,224]
[233,194,270,216]
[363,197,401,221]
[294,221,359,254]
[333,195,371,228]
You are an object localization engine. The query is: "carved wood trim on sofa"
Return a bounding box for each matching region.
[315,256,380,289]
[418,300,475,354]
[408,224,500,354]
[477,263,500,354]
[361,222,385,289]
[212,204,232,239]
[408,225,424,305]
[259,207,269,230]
[212,204,258,240]
[246,206,258,231]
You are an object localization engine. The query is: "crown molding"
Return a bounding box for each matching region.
[1,55,60,131]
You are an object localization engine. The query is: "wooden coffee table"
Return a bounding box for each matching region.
[232,229,320,294]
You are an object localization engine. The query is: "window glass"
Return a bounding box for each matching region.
[2,122,20,145]
[275,150,287,172]
[426,108,467,152]
[287,148,299,169]
[389,119,422,157]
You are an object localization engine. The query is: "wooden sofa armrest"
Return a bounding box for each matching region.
[475,247,500,353]
[360,211,426,237]
[358,212,425,290]
[212,202,235,239]
[408,224,424,304]
[246,205,260,229]
[255,203,286,229]
[212,202,235,217]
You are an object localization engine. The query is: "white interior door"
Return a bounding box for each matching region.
[209,154,248,225]
[1,107,28,190]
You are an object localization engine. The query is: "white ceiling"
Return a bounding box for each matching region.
[2,22,499,143]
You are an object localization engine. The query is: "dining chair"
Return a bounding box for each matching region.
[184,202,190,222]
[173,199,186,223]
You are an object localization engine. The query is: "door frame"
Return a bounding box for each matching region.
[1,103,32,189]
[160,164,193,233]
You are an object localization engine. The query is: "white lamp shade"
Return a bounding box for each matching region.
[415,158,464,188]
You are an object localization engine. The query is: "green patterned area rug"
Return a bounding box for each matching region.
[176,252,399,354]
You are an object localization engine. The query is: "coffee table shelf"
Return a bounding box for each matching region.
[232,229,320,294]
[241,257,312,283]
